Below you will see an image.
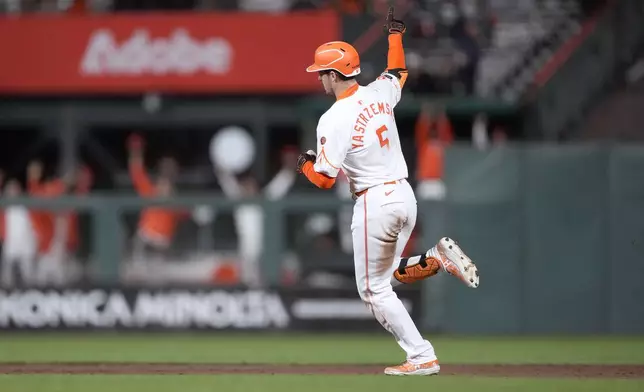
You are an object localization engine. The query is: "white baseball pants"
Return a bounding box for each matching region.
[351,179,437,364]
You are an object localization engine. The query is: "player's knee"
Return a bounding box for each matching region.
[357,283,371,303]
[357,282,394,305]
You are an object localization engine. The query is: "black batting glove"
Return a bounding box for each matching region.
[383,6,406,35]
[296,150,316,173]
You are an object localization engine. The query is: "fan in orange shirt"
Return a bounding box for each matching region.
[26,162,92,257]
[25,161,84,286]
[414,103,453,201]
[127,134,189,265]
[26,161,74,256]
[415,102,454,181]
[402,103,454,258]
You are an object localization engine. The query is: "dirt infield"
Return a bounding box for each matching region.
[1,363,643,378]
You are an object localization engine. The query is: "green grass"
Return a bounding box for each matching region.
[1,333,643,364]
[1,375,643,392]
[1,333,643,392]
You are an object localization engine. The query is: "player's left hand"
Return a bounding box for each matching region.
[384,6,406,35]
[296,150,316,173]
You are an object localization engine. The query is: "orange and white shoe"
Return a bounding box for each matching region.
[436,237,479,288]
[384,359,440,376]
[393,252,441,284]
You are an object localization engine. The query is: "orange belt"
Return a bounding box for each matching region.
[354,180,399,198]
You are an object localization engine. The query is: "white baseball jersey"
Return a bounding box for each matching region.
[313,72,408,194]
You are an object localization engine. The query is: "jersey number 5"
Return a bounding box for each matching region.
[376,125,390,150]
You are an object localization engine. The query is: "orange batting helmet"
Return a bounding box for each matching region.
[306,41,361,77]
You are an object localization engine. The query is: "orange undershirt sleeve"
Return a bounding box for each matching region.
[302,161,336,189]
[386,33,408,88]
[387,34,405,69]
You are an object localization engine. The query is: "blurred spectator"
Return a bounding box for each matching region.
[127,134,190,266]
[26,161,72,264]
[414,102,453,200]
[1,178,37,288]
[405,102,454,265]
[405,12,442,94]
[472,112,489,150]
[157,156,179,181]
[213,146,297,287]
[403,0,497,96]
[26,161,89,286]
[451,16,481,95]
[60,165,93,263]
[473,116,509,149]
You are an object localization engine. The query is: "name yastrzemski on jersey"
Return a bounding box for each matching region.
[351,100,394,150]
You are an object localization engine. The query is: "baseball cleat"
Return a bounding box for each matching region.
[436,237,479,288]
[384,360,440,376]
[393,252,441,284]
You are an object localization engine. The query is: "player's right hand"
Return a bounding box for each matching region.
[296,150,316,173]
[383,6,406,35]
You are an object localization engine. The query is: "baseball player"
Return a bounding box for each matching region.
[296,8,480,376]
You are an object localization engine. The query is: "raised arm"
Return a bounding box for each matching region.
[126,134,155,196]
[264,167,296,200]
[369,7,408,107]
[212,166,244,199]
[383,7,408,88]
